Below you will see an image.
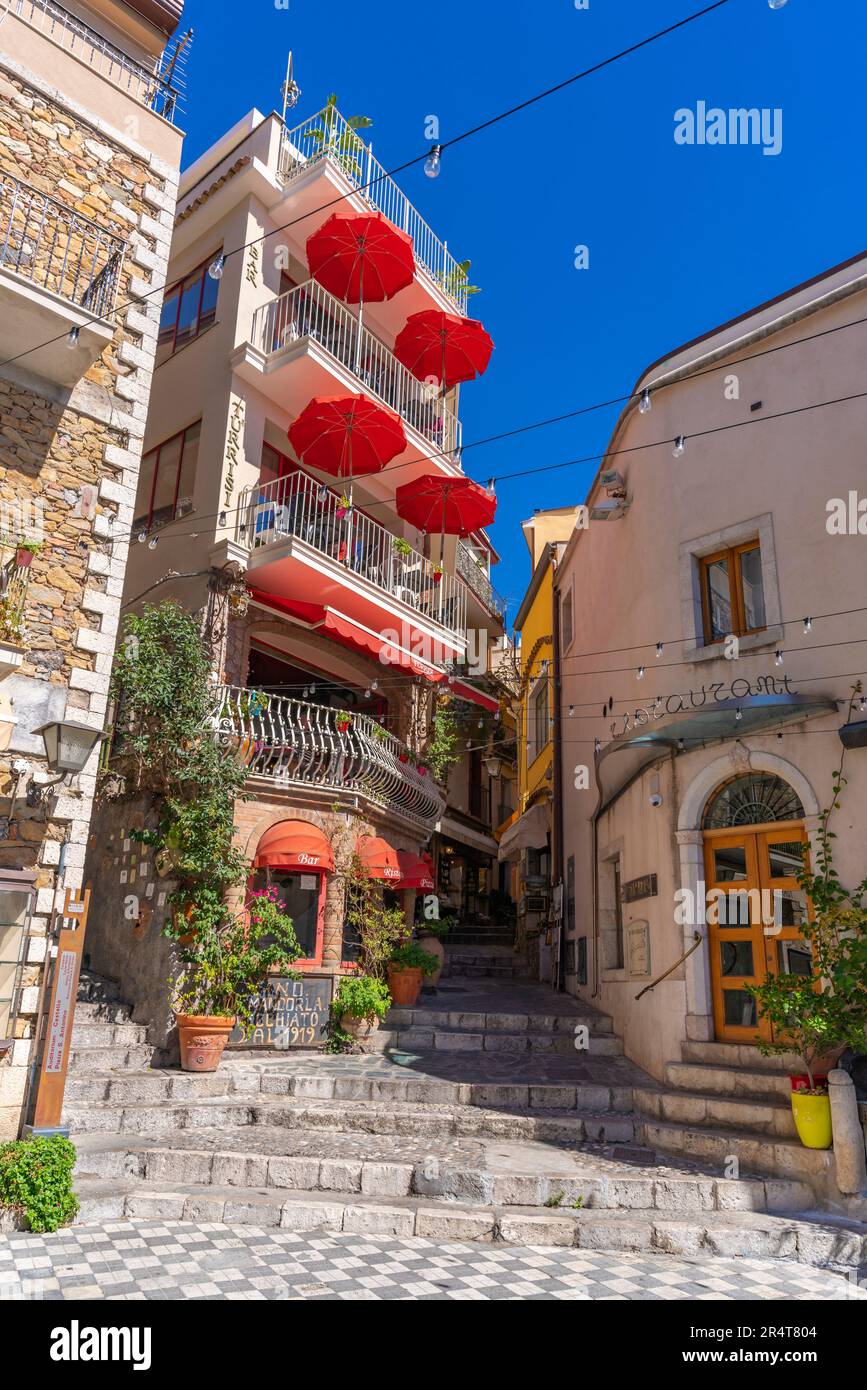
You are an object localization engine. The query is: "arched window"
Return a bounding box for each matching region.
[703,773,805,830]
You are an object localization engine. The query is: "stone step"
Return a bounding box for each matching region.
[665,1060,794,1102]
[370,1028,622,1057]
[71,1177,867,1269]
[635,1116,835,1189]
[70,1021,149,1048]
[76,972,123,1004]
[66,1045,155,1074]
[72,1130,814,1213]
[385,1006,613,1035]
[63,1092,636,1144]
[634,1085,797,1140]
[681,1040,812,1073]
[73,1000,135,1025]
[62,1065,633,1114]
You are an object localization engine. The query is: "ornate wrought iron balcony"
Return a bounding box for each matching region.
[456,541,505,619]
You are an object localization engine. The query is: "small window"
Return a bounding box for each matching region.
[699,541,766,644]
[529,676,549,764]
[155,254,222,365]
[135,421,201,530]
[562,587,573,650]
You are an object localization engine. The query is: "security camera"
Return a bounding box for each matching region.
[649,792,663,808]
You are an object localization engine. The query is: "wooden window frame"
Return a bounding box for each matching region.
[699,540,766,645]
[156,251,222,362]
[135,419,201,530]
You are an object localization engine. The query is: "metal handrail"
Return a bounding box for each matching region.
[0,173,125,316]
[634,931,703,1001]
[9,0,186,122]
[210,686,445,831]
[456,540,505,618]
[280,107,469,313]
[238,469,467,641]
[251,278,462,458]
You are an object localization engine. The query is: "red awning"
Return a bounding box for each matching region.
[255,821,334,871]
[449,679,499,713]
[247,590,448,683]
[396,851,435,891]
[357,835,402,882]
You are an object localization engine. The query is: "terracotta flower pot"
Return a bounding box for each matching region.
[176,1013,236,1072]
[386,964,423,1007]
[15,548,34,568]
[340,1013,380,1043]
[417,933,444,987]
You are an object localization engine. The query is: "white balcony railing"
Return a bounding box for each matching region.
[238,470,467,642]
[1,174,125,317]
[250,279,462,460]
[10,0,187,123]
[456,541,506,620]
[280,107,469,313]
[211,686,445,831]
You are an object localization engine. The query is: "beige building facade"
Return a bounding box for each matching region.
[555,252,867,1081]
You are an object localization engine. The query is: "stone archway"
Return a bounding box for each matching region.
[674,744,821,1045]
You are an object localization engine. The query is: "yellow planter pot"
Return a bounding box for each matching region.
[790,1091,833,1150]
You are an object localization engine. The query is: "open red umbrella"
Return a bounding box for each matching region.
[306,212,415,304]
[288,394,406,480]
[394,310,493,392]
[395,473,496,563]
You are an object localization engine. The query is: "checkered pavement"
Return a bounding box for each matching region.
[0,1220,864,1300]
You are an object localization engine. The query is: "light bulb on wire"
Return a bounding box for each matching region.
[775,650,784,665]
[639,389,652,414]
[208,254,225,280]
[424,144,443,179]
[673,435,686,459]
[768,0,788,9]
[803,617,812,633]
[636,666,646,680]
[67,326,80,349]
[655,642,663,658]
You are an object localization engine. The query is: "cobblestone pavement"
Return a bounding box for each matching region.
[0,1220,864,1301]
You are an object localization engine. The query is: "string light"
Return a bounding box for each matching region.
[636,666,645,680]
[803,617,813,633]
[318,485,329,501]
[594,738,601,755]
[137,531,146,544]
[66,326,80,349]
[208,254,225,280]
[148,536,158,549]
[639,389,652,415]
[735,707,743,721]
[673,435,686,458]
[677,738,686,751]
[424,144,442,179]
[860,696,867,713]
[656,642,663,658]
[774,650,784,665]
[218,512,227,527]
[568,705,574,717]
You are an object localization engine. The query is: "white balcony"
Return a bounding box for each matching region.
[212,685,445,833]
[278,107,470,318]
[0,174,124,385]
[237,470,468,660]
[231,279,462,488]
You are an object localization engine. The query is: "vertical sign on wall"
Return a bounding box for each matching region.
[26,888,91,1137]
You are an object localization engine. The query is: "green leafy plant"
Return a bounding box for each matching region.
[172,885,302,1030]
[14,538,42,556]
[391,536,413,558]
[369,723,390,744]
[0,1135,79,1233]
[425,698,460,783]
[344,855,406,979]
[334,973,391,1022]
[437,258,481,301]
[417,917,451,940]
[543,1192,564,1209]
[0,594,24,642]
[308,95,373,180]
[390,941,440,976]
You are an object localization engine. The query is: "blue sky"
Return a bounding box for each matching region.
[175,0,866,625]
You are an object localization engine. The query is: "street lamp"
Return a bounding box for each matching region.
[33,720,105,773]
[483,754,503,778]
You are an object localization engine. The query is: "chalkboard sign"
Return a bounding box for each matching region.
[228,976,333,1049]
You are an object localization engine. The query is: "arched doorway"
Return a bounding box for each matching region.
[702,773,811,1043]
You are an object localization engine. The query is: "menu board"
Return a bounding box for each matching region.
[229,976,333,1048]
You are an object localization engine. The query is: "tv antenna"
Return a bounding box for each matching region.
[281,52,301,123]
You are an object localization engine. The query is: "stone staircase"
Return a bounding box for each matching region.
[64,972,867,1270]
[440,926,530,981]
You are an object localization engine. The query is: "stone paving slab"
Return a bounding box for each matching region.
[414,977,616,1021]
[226,1048,647,1088]
[3,1218,864,1298]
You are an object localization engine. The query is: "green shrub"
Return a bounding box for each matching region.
[334,974,391,1021]
[0,1135,79,1233]
[390,942,440,976]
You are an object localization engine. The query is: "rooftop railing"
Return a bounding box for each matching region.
[9,0,187,123]
[280,107,469,313]
[0,174,125,317]
[456,540,506,619]
[211,686,445,831]
[250,278,462,459]
[238,469,468,643]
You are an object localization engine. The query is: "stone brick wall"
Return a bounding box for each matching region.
[0,52,180,1138]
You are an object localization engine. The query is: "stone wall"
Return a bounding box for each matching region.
[0,51,180,1137]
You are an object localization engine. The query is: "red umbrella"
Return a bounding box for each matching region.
[307,212,415,304]
[395,474,496,562]
[394,310,493,391]
[288,394,406,481]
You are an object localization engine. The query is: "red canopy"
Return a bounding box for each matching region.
[306,212,415,304]
[357,835,402,882]
[396,851,435,891]
[394,310,493,389]
[394,474,496,537]
[288,394,406,479]
[254,820,334,871]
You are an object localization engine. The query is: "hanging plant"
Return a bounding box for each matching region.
[431,562,444,585]
[392,536,413,558]
[335,710,353,733]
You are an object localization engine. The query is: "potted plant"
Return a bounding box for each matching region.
[416,916,451,988]
[335,710,353,734]
[746,975,845,1149]
[392,536,412,558]
[369,723,389,743]
[333,974,391,1043]
[172,886,302,1072]
[336,494,351,520]
[431,562,444,585]
[13,538,42,568]
[387,941,440,1007]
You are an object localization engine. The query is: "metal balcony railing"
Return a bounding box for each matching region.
[211,686,446,831]
[9,0,187,123]
[456,540,505,619]
[251,279,462,459]
[0,174,125,317]
[238,470,468,642]
[280,107,469,313]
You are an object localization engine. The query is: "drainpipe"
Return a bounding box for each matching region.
[552,575,565,993]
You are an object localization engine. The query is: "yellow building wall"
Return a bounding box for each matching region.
[518,564,554,808]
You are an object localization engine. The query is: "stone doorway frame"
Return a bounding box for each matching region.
[675,746,821,1044]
